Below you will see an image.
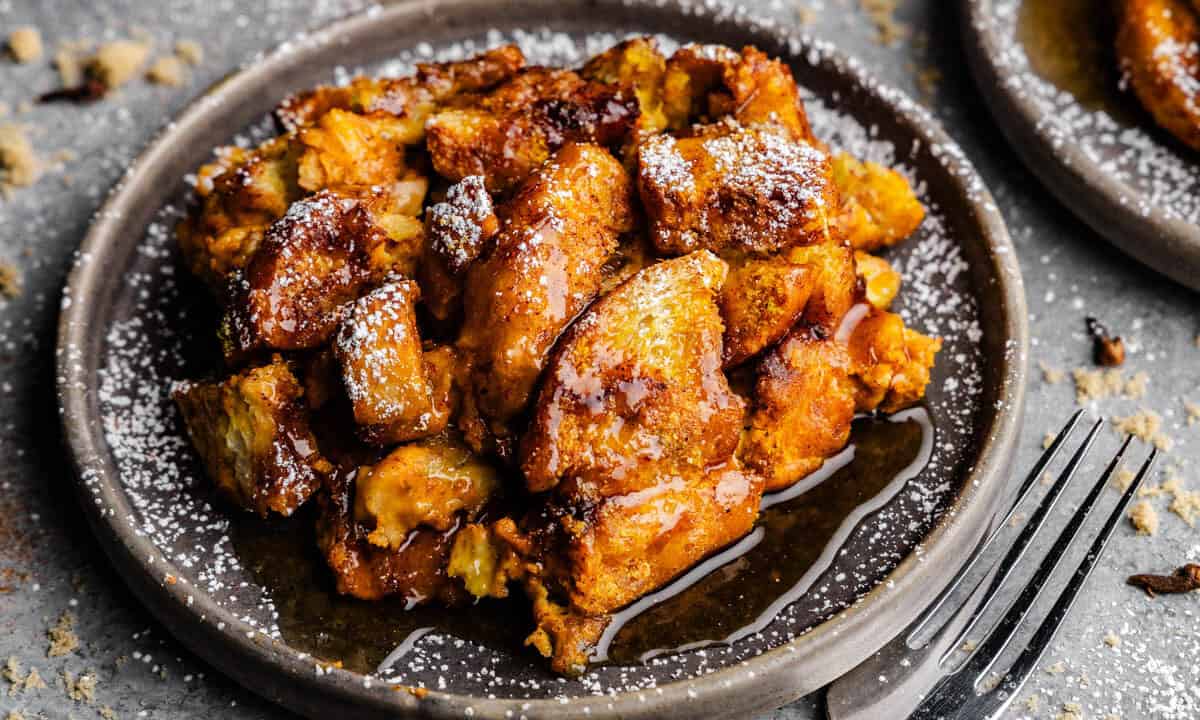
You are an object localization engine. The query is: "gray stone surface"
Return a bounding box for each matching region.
[0,1,1197,718]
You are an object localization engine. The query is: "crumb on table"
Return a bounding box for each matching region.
[1129,500,1159,536]
[7,27,43,63]
[146,56,186,86]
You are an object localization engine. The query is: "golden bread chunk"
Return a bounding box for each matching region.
[457,143,635,432]
[719,252,815,367]
[275,45,527,134]
[316,468,467,604]
[846,308,942,414]
[176,136,303,289]
[855,250,901,310]
[172,356,330,516]
[419,175,500,321]
[353,436,499,550]
[521,250,744,496]
[581,36,670,136]
[1116,0,1200,151]
[636,120,836,257]
[662,44,812,141]
[446,522,522,600]
[295,108,410,192]
[333,280,452,445]
[790,240,859,333]
[426,68,640,193]
[741,329,857,491]
[220,192,390,359]
[832,153,925,252]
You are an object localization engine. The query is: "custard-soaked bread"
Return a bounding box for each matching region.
[419,175,500,322]
[353,435,499,550]
[276,45,527,134]
[846,308,942,414]
[316,467,467,604]
[581,36,670,137]
[637,119,836,257]
[426,68,640,193]
[832,153,925,252]
[177,136,304,289]
[172,356,330,517]
[1116,0,1200,152]
[457,143,635,432]
[718,251,815,367]
[333,280,453,445]
[662,44,813,141]
[854,250,901,310]
[741,329,857,491]
[221,192,400,360]
[514,251,762,674]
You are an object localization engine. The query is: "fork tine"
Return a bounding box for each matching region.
[962,434,1139,683]
[907,409,1087,647]
[935,417,1106,662]
[976,447,1158,717]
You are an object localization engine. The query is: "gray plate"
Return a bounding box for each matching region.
[964,0,1200,292]
[55,1,1028,718]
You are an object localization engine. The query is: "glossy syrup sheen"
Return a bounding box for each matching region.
[1015,0,1135,120]
[231,411,931,676]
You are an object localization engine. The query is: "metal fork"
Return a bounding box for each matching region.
[826,410,1158,720]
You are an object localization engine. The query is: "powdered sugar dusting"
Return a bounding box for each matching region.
[89,26,991,701]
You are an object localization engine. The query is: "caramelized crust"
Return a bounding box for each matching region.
[741,329,857,491]
[662,44,813,141]
[719,252,815,367]
[353,435,499,549]
[1116,0,1200,151]
[521,251,744,496]
[276,45,527,134]
[333,280,452,445]
[221,192,387,359]
[172,356,330,516]
[457,143,635,432]
[581,36,670,137]
[426,68,640,193]
[316,467,466,604]
[420,175,501,321]
[637,120,836,257]
[831,153,925,252]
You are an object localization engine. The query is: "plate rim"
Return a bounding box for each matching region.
[55,1,1029,717]
[963,0,1200,292]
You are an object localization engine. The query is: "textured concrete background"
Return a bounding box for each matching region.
[0,1,1198,718]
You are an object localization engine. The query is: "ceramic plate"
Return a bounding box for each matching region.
[57,1,1027,717]
[964,0,1200,291]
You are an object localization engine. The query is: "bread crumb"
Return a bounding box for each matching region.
[88,40,150,89]
[63,669,97,702]
[146,56,186,87]
[1009,512,1026,527]
[1124,371,1149,399]
[7,27,43,63]
[99,706,118,720]
[1130,500,1159,535]
[47,611,79,657]
[54,49,84,88]
[1043,432,1057,449]
[1043,471,1055,486]
[0,261,22,298]
[1073,367,1124,403]
[4,656,23,697]
[1169,486,1200,526]
[175,39,204,65]
[860,0,910,45]
[6,711,25,720]
[1058,702,1084,720]
[1104,715,1121,720]
[0,124,41,191]
[961,639,977,652]
[1026,693,1040,712]
[915,64,942,98]
[1103,631,1121,648]
[1113,467,1136,492]
[1039,359,1065,384]
[1113,409,1171,450]
[1185,399,1200,426]
[1046,660,1067,674]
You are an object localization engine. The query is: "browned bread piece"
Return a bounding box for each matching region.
[831,152,925,252]
[662,44,813,141]
[172,355,330,516]
[581,36,670,138]
[333,279,453,445]
[456,143,635,434]
[220,192,393,360]
[846,308,942,414]
[419,175,500,322]
[276,45,527,134]
[425,68,640,193]
[1116,0,1200,151]
[316,466,467,604]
